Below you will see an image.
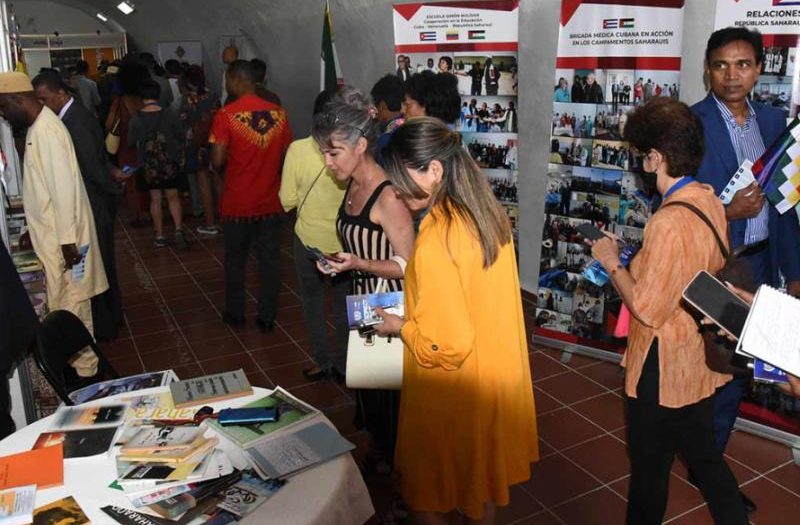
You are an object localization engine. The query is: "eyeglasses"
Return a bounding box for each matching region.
[321,112,366,137]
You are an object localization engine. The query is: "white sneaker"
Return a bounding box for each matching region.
[196,225,220,235]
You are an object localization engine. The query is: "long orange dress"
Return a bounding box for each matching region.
[396,205,539,519]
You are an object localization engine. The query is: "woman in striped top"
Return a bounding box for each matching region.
[312,87,414,474]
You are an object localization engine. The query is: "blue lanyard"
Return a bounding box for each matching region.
[662,176,692,201]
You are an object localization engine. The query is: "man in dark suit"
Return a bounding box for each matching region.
[692,26,800,513]
[32,71,125,342]
[0,243,38,438]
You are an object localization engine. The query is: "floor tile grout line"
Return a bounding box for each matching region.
[738,460,800,499]
[120,223,207,375]
[117,221,154,373]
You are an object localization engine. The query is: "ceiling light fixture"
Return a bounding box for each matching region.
[116,1,135,15]
[96,12,108,22]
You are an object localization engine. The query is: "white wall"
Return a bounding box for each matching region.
[12,0,109,34]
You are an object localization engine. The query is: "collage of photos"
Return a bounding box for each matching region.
[754,45,795,116]
[553,68,681,106]
[536,157,656,338]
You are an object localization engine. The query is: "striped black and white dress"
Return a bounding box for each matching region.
[337,179,403,294]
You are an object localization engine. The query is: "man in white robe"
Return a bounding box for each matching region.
[0,72,107,334]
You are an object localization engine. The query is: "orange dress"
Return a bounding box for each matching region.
[396,206,539,519]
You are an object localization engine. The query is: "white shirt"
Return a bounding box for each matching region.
[57,97,75,120]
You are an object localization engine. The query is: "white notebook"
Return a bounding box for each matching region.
[736,285,800,377]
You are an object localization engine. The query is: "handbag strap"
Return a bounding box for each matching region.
[296,166,326,216]
[661,201,730,260]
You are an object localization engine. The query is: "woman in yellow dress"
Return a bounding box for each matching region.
[376,117,538,524]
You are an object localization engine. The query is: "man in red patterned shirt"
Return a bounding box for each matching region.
[210,60,292,332]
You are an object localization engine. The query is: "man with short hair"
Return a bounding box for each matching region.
[584,73,604,103]
[483,57,500,95]
[0,72,107,333]
[370,74,405,164]
[221,45,239,105]
[72,60,101,115]
[692,26,800,514]
[210,60,292,333]
[250,58,282,106]
[32,71,125,341]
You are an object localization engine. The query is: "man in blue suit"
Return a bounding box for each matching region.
[692,26,800,513]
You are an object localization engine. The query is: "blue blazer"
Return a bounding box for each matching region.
[692,93,800,286]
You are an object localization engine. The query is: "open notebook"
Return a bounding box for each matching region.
[736,285,800,377]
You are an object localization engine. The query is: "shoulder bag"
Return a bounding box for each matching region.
[662,201,754,375]
[105,100,122,155]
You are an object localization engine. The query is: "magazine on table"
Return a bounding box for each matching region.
[32,427,120,459]
[169,369,252,409]
[215,473,286,518]
[0,485,35,525]
[68,370,178,405]
[205,386,319,448]
[123,392,195,421]
[50,403,129,431]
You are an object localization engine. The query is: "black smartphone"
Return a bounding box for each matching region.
[575,223,607,242]
[307,246,334,272]
[357,324,377,337]
[682,271,750,338]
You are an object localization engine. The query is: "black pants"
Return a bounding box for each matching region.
[292,235,350,372]
[223,216,282,322]
[91,196,122,342]
[626,341,747,525]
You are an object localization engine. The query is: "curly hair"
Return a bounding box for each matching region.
[404,70,461,124]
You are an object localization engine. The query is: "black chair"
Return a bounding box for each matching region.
[33,309,120,405]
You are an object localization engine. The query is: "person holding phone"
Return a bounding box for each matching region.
[587,98,748,525]
[311,87,414,475]
[374,117,538,525]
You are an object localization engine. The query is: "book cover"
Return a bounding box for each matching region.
[205,386,319,448]
[244,421,355,479]
[69,370,178,405]
[118,436,218,464]
[101,505,166,525]
[346,291,404,327]
[216,473,285,518]
[33,427,119,459]
[169,369,252,409]
[33,496,89,525]
[147,493,196,520]
[0,444,64,490]
[122,426,204,454]
[50,403,128,431]
[0,485,36,525]
[753,359,790,384]
[124,392,195,421]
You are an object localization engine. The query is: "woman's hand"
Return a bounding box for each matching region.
[374,308,403,337]
[587,232,621,270]
[324,252,361,274]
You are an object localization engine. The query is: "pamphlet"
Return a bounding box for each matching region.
[346,291,404,328]
[170,369,252,409]
[50,403,128,431]
[70,244,90,282]
[68,370,178,404]
[0,485,36,525]
[216,473,285,518]
[33,428,120,459]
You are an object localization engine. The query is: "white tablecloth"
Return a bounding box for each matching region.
[0,386,375,525]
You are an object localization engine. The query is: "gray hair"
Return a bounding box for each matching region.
[312,86,382,155]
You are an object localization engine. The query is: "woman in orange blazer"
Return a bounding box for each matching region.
[376,117,538,525]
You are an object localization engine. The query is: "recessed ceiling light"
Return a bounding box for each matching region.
[116,1,134,15]
[96,12,108,22]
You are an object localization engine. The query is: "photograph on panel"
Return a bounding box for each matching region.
[488,170,518,204]
[593,104,635,141]
[453,53,518,96]
[544,165,574,216]
[399,53,455,75]
[458,97,518,133]
[591,139,631,171]
[612,224,645,250]
[604,69,635,106]
[632,70,680,104]
[549,136,592,167]
[537,287,574,315]
[535,308,573,334]
[556,242,594,273]
[552,102,597,138]
[567,191,620,228]
[620,172,655,228]
[571,291,605,339]
[753,76,792,115]
[553,69,606,104]
[463,133,518,170]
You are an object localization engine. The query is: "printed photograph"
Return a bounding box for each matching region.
[571,293,605,338]
[458,97,518,133]
[463,133,518,170]
[613,224,645,249]
[593,104,634,141]
[604,69,635,105]
[592,139,631,171]
[762,46,790,77]
[553,68,607,104]
[544,166,574,215]
[535,308,573,334]
[453,53,518,96]
[556,241,593,273]
[537,287,574,315]
[568,191,620,227]
[552,102,597,138]
[632,70,681,104]
[489,172,518,204]
[550,137,592,167]
[753,77,792,114]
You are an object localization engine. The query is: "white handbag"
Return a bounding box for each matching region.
[345,278,404,390]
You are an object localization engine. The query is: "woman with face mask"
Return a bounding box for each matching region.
[311,86,414,473]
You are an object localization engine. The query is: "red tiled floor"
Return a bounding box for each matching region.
[109,214,800,524]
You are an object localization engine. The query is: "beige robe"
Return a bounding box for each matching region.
[22,106,108,327]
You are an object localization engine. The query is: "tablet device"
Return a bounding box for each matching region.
[682,270,750,338]
[575,223,607,242]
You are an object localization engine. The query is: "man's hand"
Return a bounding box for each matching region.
[61,244,82,270]
[725,183,765,221]
[787,281,800,298]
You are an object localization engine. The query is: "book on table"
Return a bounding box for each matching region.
[121,425,205,454]
[0,485,35,525]
[32,427,120,459]
[32,496,89,525]
[117,448,233,494]
[68,370,179,405]
[244,421,355,479]
[215,473,285,518]
[50,403,129,431]
[117,435,218,465]
[0,444,63,490]
[123,392,195,421]
[205,386,319,448]
[169,369,253,409]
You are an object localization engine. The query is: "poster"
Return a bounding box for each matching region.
[393,1,520,232]
[714,0,800,119]
[535,0,685,350]
[714,0,800,436]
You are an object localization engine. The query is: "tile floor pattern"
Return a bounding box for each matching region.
[107,216,800,525]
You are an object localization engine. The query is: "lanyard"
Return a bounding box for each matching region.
[663,176,692,201]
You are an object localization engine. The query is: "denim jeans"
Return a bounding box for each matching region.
[223,215,282,322]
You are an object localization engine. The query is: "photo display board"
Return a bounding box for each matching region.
[535,0,686,352]
[393,0,520,233]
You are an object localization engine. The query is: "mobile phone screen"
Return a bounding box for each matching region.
[682,271,750,337]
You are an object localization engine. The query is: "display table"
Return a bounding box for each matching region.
[0,386,375,525]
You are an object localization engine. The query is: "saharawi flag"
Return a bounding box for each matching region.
[321,0,343,92]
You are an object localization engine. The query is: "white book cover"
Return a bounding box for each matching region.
[0,485,36,525]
